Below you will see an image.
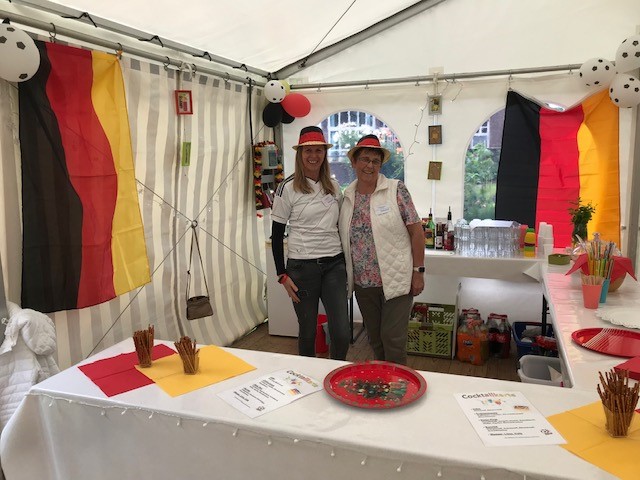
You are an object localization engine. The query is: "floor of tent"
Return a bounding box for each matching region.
[231,321,521,382]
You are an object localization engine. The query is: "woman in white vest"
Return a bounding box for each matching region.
[339,135,425,365]
[271,126,350,360]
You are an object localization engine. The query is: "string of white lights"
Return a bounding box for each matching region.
[32,391,543,479]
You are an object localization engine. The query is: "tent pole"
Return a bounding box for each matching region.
[0,6,265,86]
[6,0,269,78]
[625,103,640,269]
[289,64,582,90]
[0,252,8,345]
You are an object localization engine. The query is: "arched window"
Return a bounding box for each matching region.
[463,109,504,220]
[318,111,404,189]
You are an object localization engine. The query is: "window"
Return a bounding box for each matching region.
[463,111,504,220]
[471,121,489,147]
[318,111,404,189]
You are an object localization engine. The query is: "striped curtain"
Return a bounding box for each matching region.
[2,46,268,369]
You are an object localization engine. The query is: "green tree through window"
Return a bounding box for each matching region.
[318,112,404,189]
[464,111,504,220]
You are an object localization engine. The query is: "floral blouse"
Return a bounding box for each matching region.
[350,182,420,288]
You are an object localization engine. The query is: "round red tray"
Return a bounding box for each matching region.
[572,327,640,357]
[324,361,427,409]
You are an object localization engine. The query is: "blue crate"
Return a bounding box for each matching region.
[512,322,555,359]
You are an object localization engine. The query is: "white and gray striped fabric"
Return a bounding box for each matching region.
[0,52,269,369]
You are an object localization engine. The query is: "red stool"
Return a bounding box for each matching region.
[315,314,328,353]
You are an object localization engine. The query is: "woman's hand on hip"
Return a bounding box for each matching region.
[411,272,424,296]
[282,276,301,303]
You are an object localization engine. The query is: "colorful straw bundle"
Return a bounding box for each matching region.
[174,336,199,375]
[133,325,154,368]
[577,236,616,280]
[597,368,639,437]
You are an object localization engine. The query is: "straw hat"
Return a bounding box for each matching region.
[347,134,391,164]
[292,126,333,150]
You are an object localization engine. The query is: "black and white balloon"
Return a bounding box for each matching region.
[614,35,640,74]
[0,24,40,82]
[264,80,286,103]
[608,73,640,108]
[578,58,615,87]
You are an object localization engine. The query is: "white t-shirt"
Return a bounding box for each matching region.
[272,176,342,259]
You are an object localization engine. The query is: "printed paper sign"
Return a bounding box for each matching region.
[455,391,566,446]
[218,369,322,418]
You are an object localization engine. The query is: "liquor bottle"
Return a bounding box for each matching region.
[444,206,455,251]
[425,210,435,249]
[435,222,444,249]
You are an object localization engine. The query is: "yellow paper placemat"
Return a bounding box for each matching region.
[136,345,255,397]
[547,402,640,479]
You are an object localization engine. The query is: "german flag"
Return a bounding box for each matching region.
[19,41,150,313]
[495,90,620,248]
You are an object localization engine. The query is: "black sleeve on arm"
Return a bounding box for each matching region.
[271,221,287,275]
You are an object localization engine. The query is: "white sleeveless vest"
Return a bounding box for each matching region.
[339,174,412,301]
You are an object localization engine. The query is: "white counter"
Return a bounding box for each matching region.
[0,339,615,480]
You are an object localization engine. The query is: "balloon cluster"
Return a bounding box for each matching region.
[579,34,640,108]
[0,23,41,83]
[262,80,311,127]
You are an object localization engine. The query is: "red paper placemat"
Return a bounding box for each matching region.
[79,344,175,396]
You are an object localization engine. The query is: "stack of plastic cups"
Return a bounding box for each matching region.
[538,222,554,257]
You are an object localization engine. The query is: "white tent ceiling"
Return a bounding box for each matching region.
[4,0,639,86]
[44,0,424,73]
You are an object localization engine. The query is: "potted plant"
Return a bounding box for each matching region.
[568,198,596,243]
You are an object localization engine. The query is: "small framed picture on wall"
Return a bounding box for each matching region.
[428,125,442,145]
[175,90,193,115]
[428,95,442,115]
[428,161,442,180]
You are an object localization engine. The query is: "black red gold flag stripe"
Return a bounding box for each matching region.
[495,90,619,247]
[19,41,150,313]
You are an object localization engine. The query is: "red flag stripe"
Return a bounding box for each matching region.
[45,43,116,308]
[536,106,583,247]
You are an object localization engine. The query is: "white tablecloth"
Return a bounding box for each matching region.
[542,264,640,390]
[424,251,542,282]
[0,340,614,480]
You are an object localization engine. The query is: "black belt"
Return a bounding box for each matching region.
[290,252,344,264]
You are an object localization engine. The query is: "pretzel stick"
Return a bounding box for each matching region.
[133,325,154,367]
[598,368,639,437]
[174,336,199,374]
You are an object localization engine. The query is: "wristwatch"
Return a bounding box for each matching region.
[413,266,425,273]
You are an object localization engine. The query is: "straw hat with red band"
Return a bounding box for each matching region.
[292,126,333,150]
[347,134,391,164]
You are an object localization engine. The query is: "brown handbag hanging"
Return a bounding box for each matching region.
[186,226,213,320]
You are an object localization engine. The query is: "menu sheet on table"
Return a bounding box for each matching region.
[218,369,322,418]
[455,391,566,446]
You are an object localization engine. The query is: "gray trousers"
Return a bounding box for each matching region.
[286,255,350,360]
[354,285,413,365]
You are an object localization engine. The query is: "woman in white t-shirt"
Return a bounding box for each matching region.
[271,126,350,360]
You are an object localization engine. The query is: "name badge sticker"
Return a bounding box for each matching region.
[322,195,336,207]
[375,204,390,215]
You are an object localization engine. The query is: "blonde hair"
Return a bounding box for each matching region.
[292,147,336,196]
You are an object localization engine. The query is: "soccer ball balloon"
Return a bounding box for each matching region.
[578,58,615,87]
[264,80,286,103]
[615,35,640,74]
[608,74,640,108]
[0,24,40,82]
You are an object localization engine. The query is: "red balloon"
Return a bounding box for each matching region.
[281,93,311,118]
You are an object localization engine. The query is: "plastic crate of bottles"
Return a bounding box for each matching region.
[407,302,456,358]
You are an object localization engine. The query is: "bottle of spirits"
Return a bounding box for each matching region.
[435,222,444,250]
[444,206,455,251]
[425,210,435,249]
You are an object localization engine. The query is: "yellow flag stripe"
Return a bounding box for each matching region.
[91,52,151,295]
[577,90,620,246]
